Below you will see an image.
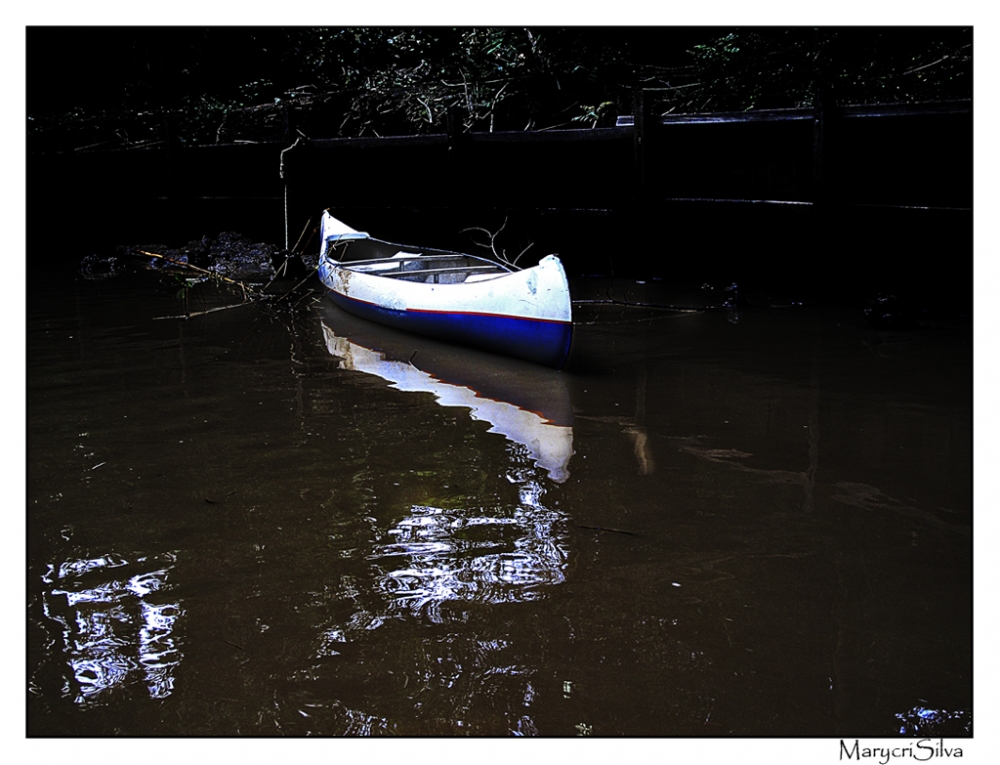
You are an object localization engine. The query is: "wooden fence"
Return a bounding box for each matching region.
[29,94,971,302]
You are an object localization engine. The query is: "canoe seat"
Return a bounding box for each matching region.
[339,254,460,267]
[381,265,505,280]
[350,262,402,273]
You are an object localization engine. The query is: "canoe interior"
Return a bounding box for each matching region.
[324,237,512,285]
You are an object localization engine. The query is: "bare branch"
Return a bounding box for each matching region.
[460,218,532,267]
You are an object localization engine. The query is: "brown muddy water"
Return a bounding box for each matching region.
[27,262,971,738]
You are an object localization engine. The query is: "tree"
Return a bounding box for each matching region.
[26,27,972,152]
[650,27,971,114]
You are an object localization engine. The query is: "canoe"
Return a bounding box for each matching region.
[317,211,573,368]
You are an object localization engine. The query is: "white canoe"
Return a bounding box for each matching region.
[317,211,573,368]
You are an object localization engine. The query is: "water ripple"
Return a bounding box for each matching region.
[41,551,184,705]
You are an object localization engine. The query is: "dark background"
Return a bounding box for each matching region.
[26,27,973,312]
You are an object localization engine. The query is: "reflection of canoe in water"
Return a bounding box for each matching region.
[320,302,574,482]
[317,211,573,369]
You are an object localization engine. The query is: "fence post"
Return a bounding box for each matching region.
[447,106,465,205]
[447,106,464,151]
[633,89,649,201]
[813,86,834,205]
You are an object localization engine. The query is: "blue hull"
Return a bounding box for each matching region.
[328,290,573,369]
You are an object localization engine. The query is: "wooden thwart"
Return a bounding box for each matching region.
[337,253,509,268]
[375,264,505,279]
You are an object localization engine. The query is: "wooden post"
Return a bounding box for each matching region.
[633,89,648,201]
[446,106,464,152]
[813,85,833,205]
[155,33,182,223]
[161,110,178,198]
[446,106,465,206]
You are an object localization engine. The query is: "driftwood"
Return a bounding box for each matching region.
[139,250,263,300]
[140,247,317,323]
[136,211,326,325]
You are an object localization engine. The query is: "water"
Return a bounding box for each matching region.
[26,258,971,737]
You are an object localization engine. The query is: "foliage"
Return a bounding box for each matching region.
[26,27,971,151]
[649,28,972,114]
[282,27,639,135]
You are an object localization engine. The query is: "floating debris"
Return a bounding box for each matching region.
[79,252,123,280]
[120,231,305,282]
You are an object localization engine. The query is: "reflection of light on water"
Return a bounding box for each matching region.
[313,315,574,732]
[306,455,566,732]
[369,458,570,621]
[338,707,391,735]
[894,705,970,736]
[41,552,183,704]
[315,454,569,644]
[323,328,573,483]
